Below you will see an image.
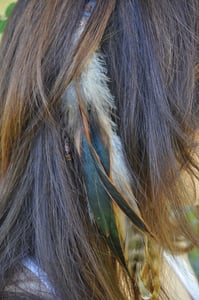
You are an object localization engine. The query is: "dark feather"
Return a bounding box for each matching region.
[82,123,152,237]
[81,122,126,266]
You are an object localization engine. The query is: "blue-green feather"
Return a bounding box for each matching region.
[81,124,126,266]
[82,126,150,235]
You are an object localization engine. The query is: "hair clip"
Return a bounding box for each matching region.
[84,1,96,16]
[80,1,96,27]
[65,140,72,161]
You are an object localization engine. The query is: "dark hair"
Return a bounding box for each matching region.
[0,0,198,299]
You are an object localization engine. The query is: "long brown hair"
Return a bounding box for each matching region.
[0,0,198,299]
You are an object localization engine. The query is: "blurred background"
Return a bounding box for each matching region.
[0,1,11,12]
[0,0,199,282]
[0,1,15,34]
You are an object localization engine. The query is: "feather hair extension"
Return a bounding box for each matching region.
[62,50,151,235]
[60,1,158,299]
[61,50,158,299]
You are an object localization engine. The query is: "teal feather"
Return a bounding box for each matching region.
[81,123,126,266]
[82,126,151,236]
[81,125,154,299]
[90,155,150,234]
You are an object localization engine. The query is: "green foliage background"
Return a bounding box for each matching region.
[0,0,199,282]
[0,1,15,34]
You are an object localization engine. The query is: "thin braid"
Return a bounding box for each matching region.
[141,239,161,300]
